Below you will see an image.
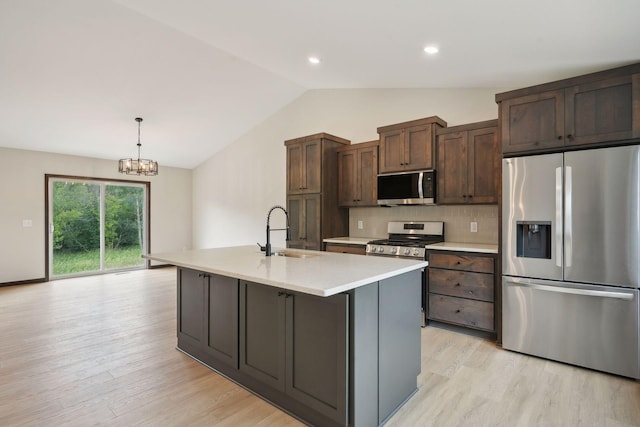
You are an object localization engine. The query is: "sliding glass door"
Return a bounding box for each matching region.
[48,177,148,278]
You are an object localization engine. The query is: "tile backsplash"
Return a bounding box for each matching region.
[348,205,498,244]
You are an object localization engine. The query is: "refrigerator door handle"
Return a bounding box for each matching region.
[555,167,563,267]
[565,166,573,267]
[505,278,635,300]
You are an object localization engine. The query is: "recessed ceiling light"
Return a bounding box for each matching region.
[308,56,321,65]
[423,46,439,55]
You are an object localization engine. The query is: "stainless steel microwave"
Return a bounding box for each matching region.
[377,170,436,206]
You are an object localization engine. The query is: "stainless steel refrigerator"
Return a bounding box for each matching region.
[502,144,640,379]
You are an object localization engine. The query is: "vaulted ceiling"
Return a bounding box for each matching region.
[1,0,639,168]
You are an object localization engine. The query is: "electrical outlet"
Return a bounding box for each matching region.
[470,222,478,233]
[22,219,33,228]
[357,220,364,230]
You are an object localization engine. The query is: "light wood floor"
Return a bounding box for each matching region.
[1,268,638,426]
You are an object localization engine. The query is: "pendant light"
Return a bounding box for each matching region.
[118,117,158,176]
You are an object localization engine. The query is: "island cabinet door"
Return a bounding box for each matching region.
[177,268,205,348]
[203,274,239,368]
[285,292,349,426]
[239,281,287,391]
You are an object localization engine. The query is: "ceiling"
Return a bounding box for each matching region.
[1,0,639,169]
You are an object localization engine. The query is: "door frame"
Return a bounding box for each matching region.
[44,174,151,281]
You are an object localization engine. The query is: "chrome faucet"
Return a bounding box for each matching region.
[263,205,290,256]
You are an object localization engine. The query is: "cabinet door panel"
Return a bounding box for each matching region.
[437,132,468,204]
[502,90,564,154]
[379,130,404,173]
[565,75,639,146]
[303,140,322,193]
[303,194,321,250]
[239,281,286,391]
[358,146,378,206]
[177,268,205,346]
[337,150,357,207]
[287,144,303,194]
[404,124,434,171]
[286,195,303,249]
[468,127,499,204]
[286,292,348,426]
[205,274,239,367]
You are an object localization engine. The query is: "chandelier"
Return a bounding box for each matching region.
[118,117,158,176]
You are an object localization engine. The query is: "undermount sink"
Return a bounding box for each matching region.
[271,250,319,259]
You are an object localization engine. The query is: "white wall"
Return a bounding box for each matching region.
[193,88,503,249]
[0,147,192,283]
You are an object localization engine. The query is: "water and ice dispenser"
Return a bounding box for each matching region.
[516,221,552,259]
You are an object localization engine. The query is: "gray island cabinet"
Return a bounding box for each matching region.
[146,246,426,427]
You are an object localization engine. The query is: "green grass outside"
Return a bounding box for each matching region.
[53,246,143,276]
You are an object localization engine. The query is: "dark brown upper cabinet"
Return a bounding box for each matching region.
[377,116,447,174]
[337,140,378,207]
[436,120,499,205]
[497,64,640,155]
[284,133,350,251]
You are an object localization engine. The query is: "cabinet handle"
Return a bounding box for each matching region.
[468,194,473,198]
[277,291,286,297]
[557,135,563,140]
[462,195,467,198]
[456,309,461,313]
[566,134,573,140]
[455,283,460,287]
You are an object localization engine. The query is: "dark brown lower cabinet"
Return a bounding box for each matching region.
[239,281,348,425]
[177,268,239,367]
[426,250,497,333]
[176,268,422,427]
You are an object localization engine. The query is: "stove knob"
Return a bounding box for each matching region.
[391,247,397,254]
[378,246,385,253]
[403,248,411,255]
[413,248,420,255]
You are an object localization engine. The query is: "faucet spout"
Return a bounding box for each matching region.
[265,205,290,256]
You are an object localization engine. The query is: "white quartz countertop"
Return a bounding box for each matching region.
[425,242,498,254]
[144,245,427,297]
[322,237,376,246]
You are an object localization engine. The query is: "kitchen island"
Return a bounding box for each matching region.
[145,245,427,427]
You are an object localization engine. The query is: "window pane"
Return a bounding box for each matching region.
[52,181,101,276]
[104,184,145,270]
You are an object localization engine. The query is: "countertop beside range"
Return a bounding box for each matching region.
[144,245,427,297]
[425,242,498,254]
[322,236,375,246]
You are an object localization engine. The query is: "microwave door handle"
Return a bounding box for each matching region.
[555,166,563,268]
[418,172,424,199]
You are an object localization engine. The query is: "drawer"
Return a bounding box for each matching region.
[428,268,494,302]
[325,243,366,255]
[428,252,494,273]
[428,294,494,331]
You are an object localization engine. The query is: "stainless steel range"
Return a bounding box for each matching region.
[366,221,444,259]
